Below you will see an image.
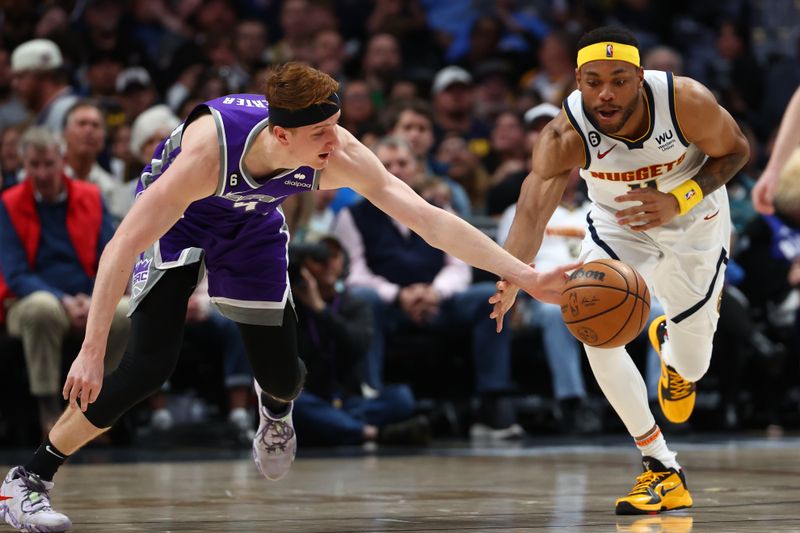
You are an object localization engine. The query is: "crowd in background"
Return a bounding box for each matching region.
[1,0,799,448]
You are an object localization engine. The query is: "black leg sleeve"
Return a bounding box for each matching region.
[84,264,199,428]
[238,306,306,402]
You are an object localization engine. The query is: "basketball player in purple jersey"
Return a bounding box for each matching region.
[0,63,577,532]
[489,27,748,514]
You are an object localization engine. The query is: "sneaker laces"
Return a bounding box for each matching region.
[257,408,295,454]
[15,469,53,514]
[666,367,693,399]
[629,470,670,495]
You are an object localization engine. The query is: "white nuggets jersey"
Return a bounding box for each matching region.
[563,70,707,213]
[563,70,730,332]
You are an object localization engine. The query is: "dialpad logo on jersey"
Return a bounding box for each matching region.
[588,131,601,147]
[655,129,675,151]
[589,152,686,182]
[131,255,152,297]
[222,97,267,108]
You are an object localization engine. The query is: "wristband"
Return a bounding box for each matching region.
[669,179,703,215]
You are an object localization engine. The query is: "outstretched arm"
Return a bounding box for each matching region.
[753,85,800,214]
[64,115,220,411]
[489,115,583,331]
[320,126,578,303]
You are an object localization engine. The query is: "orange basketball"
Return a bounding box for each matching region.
[560,259,651,348]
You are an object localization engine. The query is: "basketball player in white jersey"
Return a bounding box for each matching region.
[490,27,749,514]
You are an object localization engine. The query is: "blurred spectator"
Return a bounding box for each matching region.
[335,137,522,439]
[109,124,137,185]
[435,134,490,214]
[305,189,338,242]
[232,19,269,89]
[62,101,126,222]
[0,46,29,131]
[128,104,182,215]
[0,127,128,435]
[116,67,159,125]
[361,33,403,104]
[340,80,379,138]
[642,45,684,74]
[84,50,124,100]
[80,0,145,68]
[10,39,79,135]
[431,65,492,158]
[311,29,348,83]
[485,110,527,185]
[366,0,436,71]
[445,3,547,67]
[520,31,575,105]
[267,0,314,64]
[1,125,25,192]
[382,98,472,216]
[704,19,764,119]
[292,236,431,446]
[473,59,516,123]
[485,102,559,217]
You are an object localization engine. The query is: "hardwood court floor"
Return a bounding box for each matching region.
[2,437,800,532]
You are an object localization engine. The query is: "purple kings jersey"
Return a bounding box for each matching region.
[129,94,319,325]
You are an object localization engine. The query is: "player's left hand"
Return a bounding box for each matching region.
[614,188,680,231]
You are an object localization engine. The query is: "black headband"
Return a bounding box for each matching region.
[269,92,340,128]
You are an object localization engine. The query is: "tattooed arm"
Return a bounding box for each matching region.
[674,76,750,195]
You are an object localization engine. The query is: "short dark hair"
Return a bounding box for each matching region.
[381,99,434,132]
[577,27,639,51]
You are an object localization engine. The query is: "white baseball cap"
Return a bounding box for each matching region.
[432,66,473,94]
[11,39,63,73]
[116,67,153,93]
[524,103,560,127]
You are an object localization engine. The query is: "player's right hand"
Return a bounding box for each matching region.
[752,170,778,215]
[489,279,520,333]
[63,349,105,412]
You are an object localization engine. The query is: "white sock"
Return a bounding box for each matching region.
[635,426,680,471]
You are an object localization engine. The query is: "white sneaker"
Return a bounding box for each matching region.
[0,466,71,532]
[252,380,296,481]
[151,408,174,431]
[228,407,255,441]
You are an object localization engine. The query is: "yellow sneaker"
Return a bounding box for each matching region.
[615,456,693,515]
[649,316,696,423]
[616,515,694,532]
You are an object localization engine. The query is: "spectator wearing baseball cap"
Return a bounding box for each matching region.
[10,38,78,135]
[116,67,157,124]
[431,65,491,161]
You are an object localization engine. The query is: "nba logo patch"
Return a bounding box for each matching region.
[606,44,613,57]
[685,190,696,201]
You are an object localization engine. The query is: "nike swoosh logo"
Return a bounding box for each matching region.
[597,145,617,159]
[703,210,719,220]
[661,484,680,496]
[0,495,11,501]
[45,445,65,459]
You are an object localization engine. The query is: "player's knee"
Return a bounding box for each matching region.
[671,357,710,383]
[666,326,713,382]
